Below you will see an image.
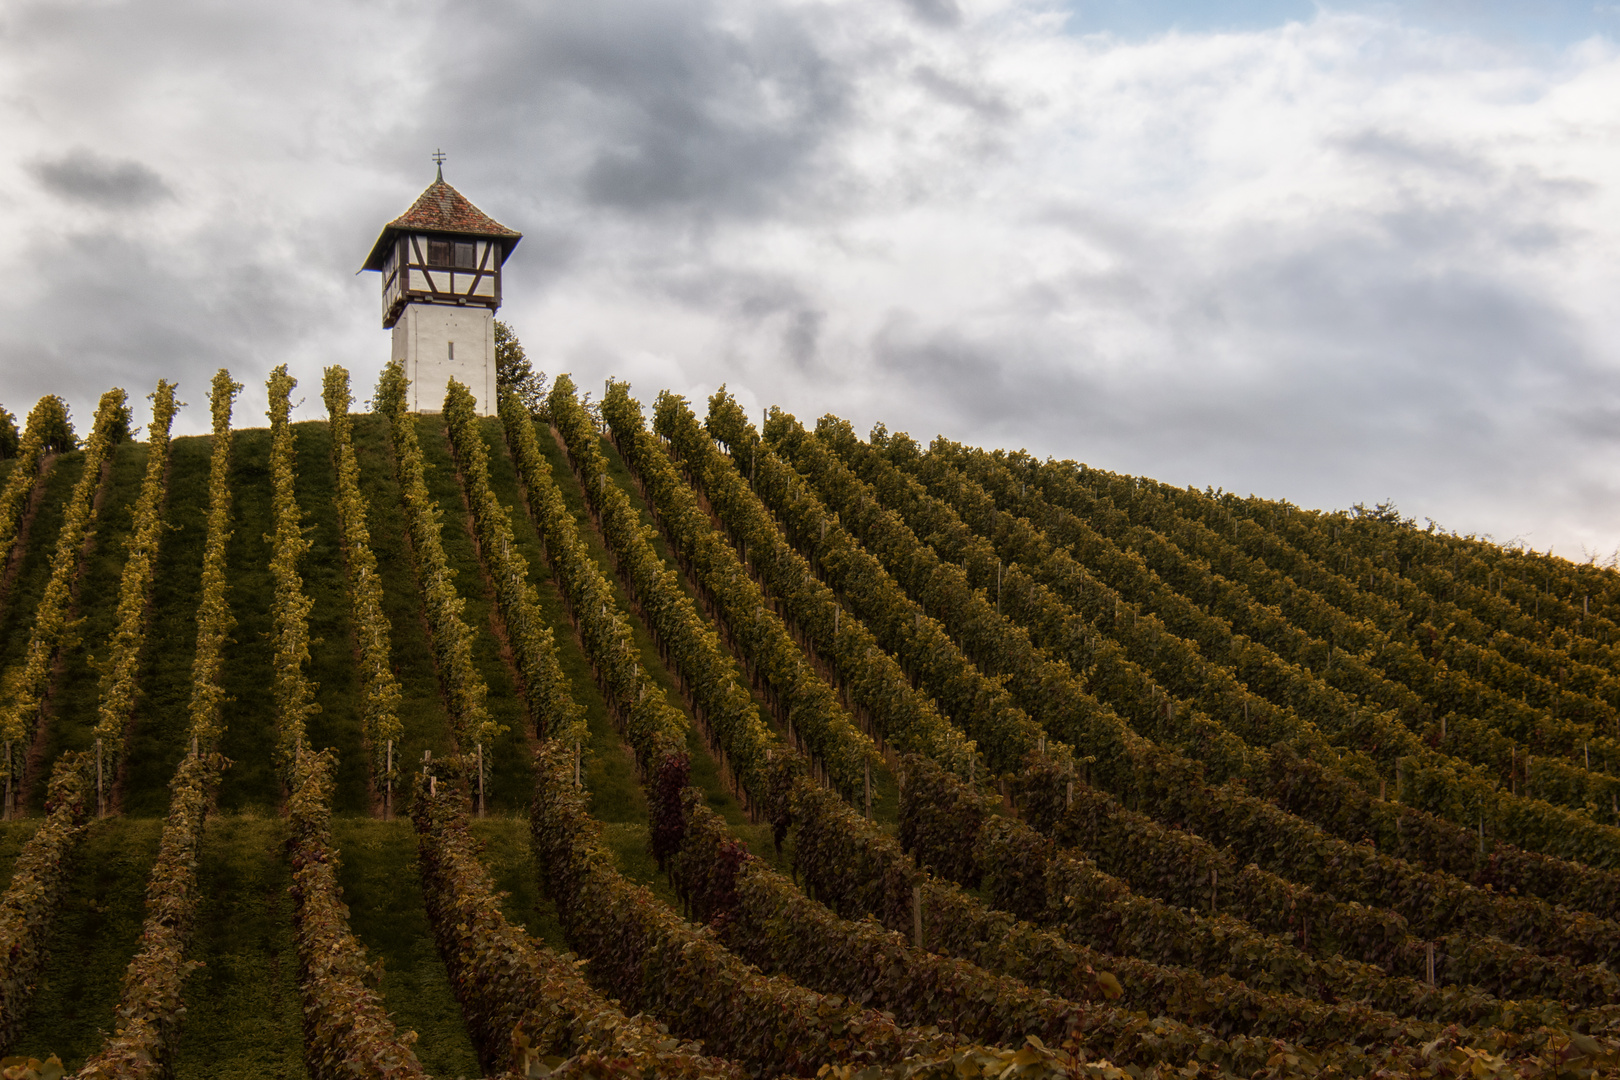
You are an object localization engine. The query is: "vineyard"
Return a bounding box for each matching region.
[0,366,1618,1078]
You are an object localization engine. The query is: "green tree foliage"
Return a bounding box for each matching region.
[494,320,546,415]
[0,407,17,460]
[31,396,76,454]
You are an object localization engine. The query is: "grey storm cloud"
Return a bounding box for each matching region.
[422,0,855,221]
[29,149,171,208]
[0,0,1617,556]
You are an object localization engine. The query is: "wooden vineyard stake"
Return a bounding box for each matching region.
[575,739,582,788]
[912,885,923,949]
[476,742,485,819]
[1426,942,1436,987]
[96,738,104,818]
[1066,779,1073,809]
[5,740,12,821]
[385,739,393,820]
[1210,868,1218,914]
[864,761,871,819]
[1441,716,1446,740]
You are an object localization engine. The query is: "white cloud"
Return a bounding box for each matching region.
[0,0,1617,555]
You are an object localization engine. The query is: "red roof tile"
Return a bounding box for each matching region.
[362,177,522,270]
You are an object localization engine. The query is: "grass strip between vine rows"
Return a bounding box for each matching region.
[374,363,503,757]
[288,748,426,1079]
[0,756,90,1048]
[321,367,406,802]
[88,382,177,800]
[442,379,580,747]
[73,369,238,1080]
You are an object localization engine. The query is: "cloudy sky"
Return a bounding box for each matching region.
[3,0,1619,558]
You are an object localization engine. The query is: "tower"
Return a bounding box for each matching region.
[361,156,522,416]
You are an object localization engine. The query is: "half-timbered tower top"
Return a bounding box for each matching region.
[362,167,523,330]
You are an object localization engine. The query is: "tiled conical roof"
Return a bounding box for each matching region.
[362,176,522,270]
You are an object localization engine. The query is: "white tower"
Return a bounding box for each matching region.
[361,156,522,416]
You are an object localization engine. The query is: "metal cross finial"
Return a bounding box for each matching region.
[432,148,446,179]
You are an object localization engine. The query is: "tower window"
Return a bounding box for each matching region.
[427,239,452,266]
[455,242,477,268]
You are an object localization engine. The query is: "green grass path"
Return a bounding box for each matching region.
[214,428,279,811]
[122,433,210,814]
[408,414,535,810]
[171,815,304,1079]
[5,819,163,1067]
[294,421,369,812]
[348,415,478,802]
[33,440,148,806]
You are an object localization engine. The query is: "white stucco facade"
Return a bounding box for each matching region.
[390,303,496,416]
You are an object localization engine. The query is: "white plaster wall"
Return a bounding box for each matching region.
[390,303,496,416]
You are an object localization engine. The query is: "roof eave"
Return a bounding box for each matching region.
[360,224,523,273]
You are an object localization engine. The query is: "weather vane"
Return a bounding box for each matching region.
[432,148,446,179]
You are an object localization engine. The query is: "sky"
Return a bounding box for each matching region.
[2,1,1619,560]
